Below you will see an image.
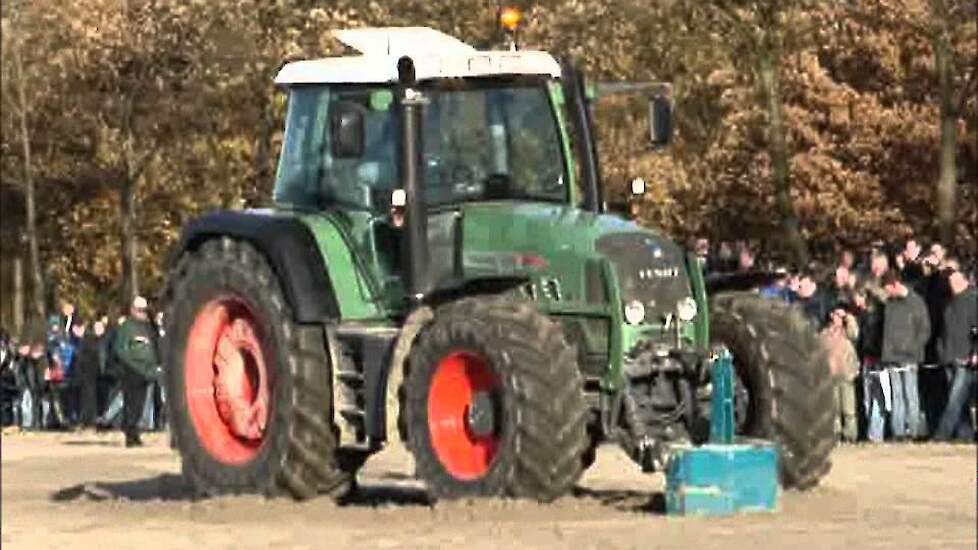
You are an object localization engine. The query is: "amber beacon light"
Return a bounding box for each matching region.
[499,6,523,32]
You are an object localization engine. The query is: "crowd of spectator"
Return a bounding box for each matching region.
[693,235,978,444]
[0,296,165,447]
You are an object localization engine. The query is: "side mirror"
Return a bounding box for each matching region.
[648,95,673,147]
[330,101,365,158]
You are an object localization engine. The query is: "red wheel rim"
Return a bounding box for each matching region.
[184,297,270,465]
[427,351,500,480]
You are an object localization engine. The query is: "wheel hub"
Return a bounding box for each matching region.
[213,318,267,440]
[427,351,501,480]
[466,390,496,438]
[184,298,271,465]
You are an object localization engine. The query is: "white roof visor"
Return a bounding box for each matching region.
[274,27,561,85]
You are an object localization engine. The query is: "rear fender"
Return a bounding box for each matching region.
[168,210,340,323]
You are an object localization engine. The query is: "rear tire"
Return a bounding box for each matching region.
[404,297,587,502]
[163,237,350,500]
[710,292,835,490]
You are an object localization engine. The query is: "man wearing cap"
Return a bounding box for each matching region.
[113,296,162,447]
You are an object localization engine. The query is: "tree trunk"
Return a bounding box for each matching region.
[14,43,46,326]
[120,176,139,304]
[119,2,141,306]
[934,33,957,245]
[120,124,140,304]
[13,256,24,337]
[757,46,809,268]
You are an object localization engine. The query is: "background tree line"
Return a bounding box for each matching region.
[1,0,975,333]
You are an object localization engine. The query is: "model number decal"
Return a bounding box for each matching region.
[638,267,679,279]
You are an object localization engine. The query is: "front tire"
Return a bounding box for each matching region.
[404,297,587,502]
[710,292,835,490]
[162,237,349,500]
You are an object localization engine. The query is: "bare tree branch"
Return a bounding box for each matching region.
[0,35,24,119]
[130,149,156,184]
[1,88,22,118]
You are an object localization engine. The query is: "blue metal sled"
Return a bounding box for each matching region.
[664,349,779,516]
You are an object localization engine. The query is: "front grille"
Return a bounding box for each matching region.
[595,232,691,323]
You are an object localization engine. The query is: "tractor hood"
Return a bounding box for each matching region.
[460,202,691,320]
[461,202,653,258]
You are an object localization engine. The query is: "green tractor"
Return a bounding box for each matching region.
[162,27,834,501]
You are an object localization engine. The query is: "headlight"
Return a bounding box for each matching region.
[623,300,646,325]
[677,297,697,322]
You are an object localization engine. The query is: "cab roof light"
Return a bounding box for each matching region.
[499,6,523,32]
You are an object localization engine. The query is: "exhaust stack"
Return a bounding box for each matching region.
[397,57,431,302]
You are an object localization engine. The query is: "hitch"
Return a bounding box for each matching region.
[709,348,736,444]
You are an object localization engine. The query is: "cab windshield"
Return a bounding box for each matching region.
[274,80,568,210]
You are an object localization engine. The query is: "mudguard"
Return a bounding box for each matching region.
[168,210,340,323]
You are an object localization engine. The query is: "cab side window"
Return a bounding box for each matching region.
[274,86,329,208]
[321,90,398,210]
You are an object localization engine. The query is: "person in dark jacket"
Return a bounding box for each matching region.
[860,251,890,305]
[919,261,953,434]
[853,283,886,441]
[45,314,67,365]
[75,319,104,430]
[922,254,951,358]
[825,264,855,314]
[759,268,794,302]
[919,254,953,433]
[794,272,830,329]
[64,321,86,425]
[898,238,926,292]
[20,343,47,430]
[41,313,73,429]
[0,331,17,427]
[97,314,131,429]
[881,269,930,440]
[114,297,162,447]
[11,344,27,428]
[933,268,978,441]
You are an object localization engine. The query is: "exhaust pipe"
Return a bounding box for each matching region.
[397,57,431,302]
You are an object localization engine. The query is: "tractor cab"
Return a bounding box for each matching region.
[271,28,599,311]
[274,69,570,211]
[269,27,687,331]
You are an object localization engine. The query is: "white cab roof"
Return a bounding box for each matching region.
[274,27,562,86]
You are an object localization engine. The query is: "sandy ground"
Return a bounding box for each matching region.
[1,431,975,550]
